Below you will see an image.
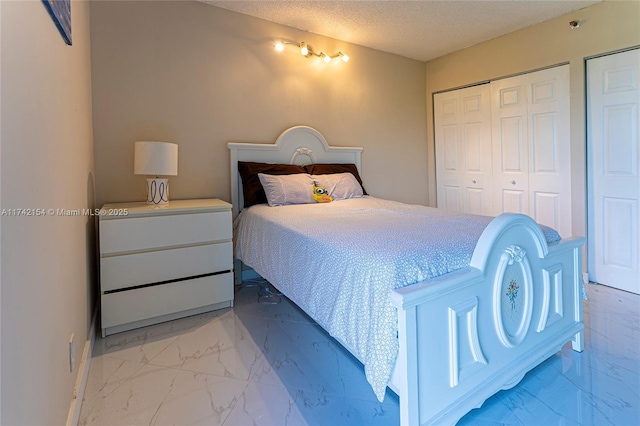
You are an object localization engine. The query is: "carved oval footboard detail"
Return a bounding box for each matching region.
[493,245,534,348]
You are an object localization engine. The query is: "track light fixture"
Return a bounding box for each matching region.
[273,40,349,63]
[300,41,309,56]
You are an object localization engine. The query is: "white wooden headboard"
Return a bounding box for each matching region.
[228,126,363,217]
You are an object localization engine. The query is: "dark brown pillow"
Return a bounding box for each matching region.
[304,163,367,195]
[238,162,306,208]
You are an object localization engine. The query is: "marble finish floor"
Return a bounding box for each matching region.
[79,282,639,425]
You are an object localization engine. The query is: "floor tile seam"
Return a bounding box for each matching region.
[97,330,186,364]
[580,343,640,361]
[557,348,640,367]
[574,391,634,425]
[541,360,598,392]
[589,286,640,300]
[527,376,628,424]
[99,353,150,376]
[79,354,153,420]
[219,379,253,426]
[236,310,317,325]
[244,373,388,406]
[586,300,640,311]
[147,369,183,426]
[145,358,259,385]
[221,382,266,426]
[139,363,252,425]
[496,385,575,425]
[584,325,627,344]
[555,362,640,402]
[155,361,255,385]
[459,406,526,426]
[138,333,196,366]
[574,353,640,378]
[584,314,640,330]
[587,301,640,311]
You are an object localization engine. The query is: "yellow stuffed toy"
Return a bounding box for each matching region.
[313,185,333,203]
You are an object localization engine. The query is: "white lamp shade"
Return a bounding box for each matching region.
[134,141,178,176]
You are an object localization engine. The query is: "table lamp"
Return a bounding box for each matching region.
[134,141,178,205]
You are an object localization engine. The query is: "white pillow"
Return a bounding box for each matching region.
[258,173,315,206]
[312,172,364,200]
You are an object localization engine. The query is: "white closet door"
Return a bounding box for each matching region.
[587,49,640,294]
[435,84,493,215]
[527,66,571,237]
[491,65,571,237]
[435,92,463,212]
[491,76,530,216]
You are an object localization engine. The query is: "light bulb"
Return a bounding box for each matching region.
[320,52,331,63]
[300,42,308,56]
[274,41,285,52]
[338,52,349,62]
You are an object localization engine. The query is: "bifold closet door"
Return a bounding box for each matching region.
[491,65,571,237]
[587,48,640,294]
[434,84,493,215]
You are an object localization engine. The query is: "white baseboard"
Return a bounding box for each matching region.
[583,272,589,284]
[66,304,98,426]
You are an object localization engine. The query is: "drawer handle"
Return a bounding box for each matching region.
[511,180,516,185]
[472,179,477,184]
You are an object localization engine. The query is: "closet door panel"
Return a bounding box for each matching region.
[500,189,526,214]
[531,112,558,173]
[442,125,459,171]
[466,188,485,215]
[527,65,571,237]
[530,110,564,230]
[435,94,463,212]
[443,185,461,212]
[436,84,492,214]
[499,117,526,173]
[464,122,483,172]
[498,85,523,108]
[461,87,493,215]
[533,191,560,230]
[463,118,487,215]
[464,114,490,216]
[492,78,529,215]
[438,123,463,212]
[463,114,489,215]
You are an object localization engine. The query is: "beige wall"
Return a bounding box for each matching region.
[90,1,428,207]
[425,0,640,243]
[1,1,95,424]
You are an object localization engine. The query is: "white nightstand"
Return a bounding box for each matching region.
[98,198,233,337]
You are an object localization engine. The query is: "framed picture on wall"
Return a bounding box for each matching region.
[42,0,72,45]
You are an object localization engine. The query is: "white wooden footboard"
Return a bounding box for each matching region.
[390,213,585,426]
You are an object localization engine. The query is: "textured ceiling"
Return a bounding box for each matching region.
[202,0,602,62]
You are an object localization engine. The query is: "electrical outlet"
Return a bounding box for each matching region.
[69,333,75,373]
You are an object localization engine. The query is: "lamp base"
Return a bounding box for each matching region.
[145,178,170,205]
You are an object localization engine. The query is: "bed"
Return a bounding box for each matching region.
[228,126,586,425]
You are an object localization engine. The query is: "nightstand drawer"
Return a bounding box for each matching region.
[101,242,232,292]
[101,273,233,329]
[100,210,232,254]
